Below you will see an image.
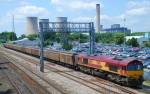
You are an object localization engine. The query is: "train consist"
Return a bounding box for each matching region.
[4,44,144,87]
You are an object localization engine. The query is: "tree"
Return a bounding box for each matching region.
[18,34,26,40]
[114,33,124,45]
[144,41,150,48]
[96,32,115,43]
[68,33,88,43]
[27,34,38,41]
[0,31,17,42]
[44,39,50,47]
[43,32,56,41]
[8,32,17,41]
[130,32,145,36]
[126,38,139,47]
[62,43,73,50]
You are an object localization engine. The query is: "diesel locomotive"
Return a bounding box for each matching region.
[4,44,144,87]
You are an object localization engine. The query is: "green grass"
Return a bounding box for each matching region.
[143,80,150,86]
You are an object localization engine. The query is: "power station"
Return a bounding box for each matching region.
[56,17,68,44]
[39,19,49,32]
[56,17,68,32]
[25,17,38,36]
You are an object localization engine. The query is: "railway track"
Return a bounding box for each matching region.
[1,65,23,94]
[2,48,111,94]
[1,53,65,94]
[1,47,139,94]
[96,77,137,94]
[0,55,33,94]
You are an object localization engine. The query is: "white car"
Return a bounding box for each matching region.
[147,65,150,69]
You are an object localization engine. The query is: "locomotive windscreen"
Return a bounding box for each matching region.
[127,60,143,71]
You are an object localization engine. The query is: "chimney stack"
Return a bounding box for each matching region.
[96,4,100,33]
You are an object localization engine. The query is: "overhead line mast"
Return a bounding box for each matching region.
[12,14,16,41]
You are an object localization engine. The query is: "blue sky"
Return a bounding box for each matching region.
[0,0,150,36]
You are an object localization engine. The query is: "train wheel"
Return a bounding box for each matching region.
[75,66,79,71]
[90,69,94,76]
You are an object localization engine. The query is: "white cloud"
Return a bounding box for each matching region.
[69,1,98,9]
[127,0,150,9]
[0,2,51,35]
[125,0,150,17]
[73,16,95,22]
[101,15,111,21]
[51,0,102,11]
[10,5,51,19]
[51,0,60,5]
[126,7,148,17]
[72,14,112,26]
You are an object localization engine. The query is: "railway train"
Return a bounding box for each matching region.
[4,44,144,87]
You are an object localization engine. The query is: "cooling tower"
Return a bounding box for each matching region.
[25,17,38,36]
[96,4,100,33]
[56,17,68,44]
[39,19,49,32]
[56,17,68,32]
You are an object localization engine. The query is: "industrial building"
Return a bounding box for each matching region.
[137,33,150,46]
[39,19,49,32]
[25,17,38,36]
[56,17,68,32]
[101,24,131,34]
[56,17,68,44]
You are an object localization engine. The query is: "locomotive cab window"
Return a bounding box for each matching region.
[127,64,143,71]
[127,60,143,71]
[83,58,88,64]
[109,65,118,72]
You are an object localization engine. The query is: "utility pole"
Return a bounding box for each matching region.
[12,14,15,41]
[39,22,44,72]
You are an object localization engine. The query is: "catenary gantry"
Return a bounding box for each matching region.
[39,21,95,72]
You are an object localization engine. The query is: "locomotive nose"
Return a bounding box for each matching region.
[128,70,144,80]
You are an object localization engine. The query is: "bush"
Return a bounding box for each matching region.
[44,40,50,47]
[126,38,139,47]
[0,31,17,41]
[62,43,73,50]
[113,33,125,45]
[144,41,150,47]
[69,33,88,42]
[96,32,114,43]
[18,34,26,40]
[27,34,37,41]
